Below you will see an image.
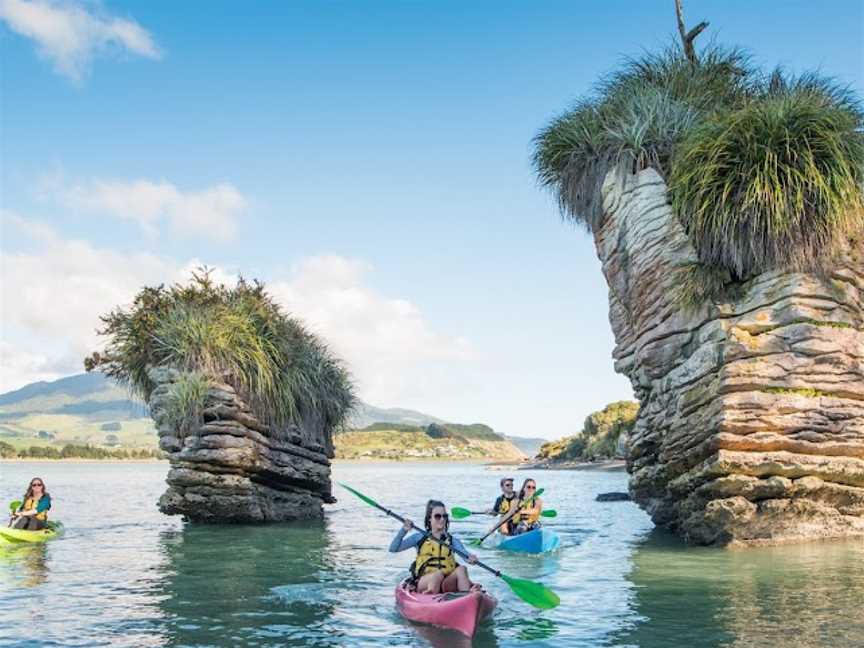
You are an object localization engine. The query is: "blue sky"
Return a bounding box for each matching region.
[1,1,862,439]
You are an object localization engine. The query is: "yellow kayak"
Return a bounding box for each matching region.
[0,522,63,544]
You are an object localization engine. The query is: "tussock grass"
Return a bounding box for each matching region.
[533,44,752,229]
[533,41,864,279]
[163,371,210,436]
[85,270,355,437]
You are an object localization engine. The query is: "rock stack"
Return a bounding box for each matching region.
[148,366,335,523]
[597,168,864,546]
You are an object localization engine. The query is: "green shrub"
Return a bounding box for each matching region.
[164,371,210,436]
[85,269,355,437]
[0,441,17,458]
[533,41,864,281]
[533,44,752,229]
[671,79,864,277]
[537,401,638,462]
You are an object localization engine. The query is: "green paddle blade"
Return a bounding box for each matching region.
[450,507,472,519]
[541,510,557,518]
[338,483,380,509]
[500,573,560,609]
[9,500,21,513]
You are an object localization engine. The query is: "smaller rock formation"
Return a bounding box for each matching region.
[150,367,335,522]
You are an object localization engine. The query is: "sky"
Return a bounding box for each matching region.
[1,0,862,440]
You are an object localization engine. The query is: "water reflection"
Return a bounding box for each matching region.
[613,530,864,648]
[0,544,49,588]
[156,520,342,647]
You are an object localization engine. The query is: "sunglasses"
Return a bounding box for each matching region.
[432,513,449,521]
[525,486,536,490]
[31,482,44,487]
[503,482,514,487]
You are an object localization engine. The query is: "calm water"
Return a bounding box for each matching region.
[1,462,862,647]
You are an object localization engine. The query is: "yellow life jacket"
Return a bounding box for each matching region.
[496,494,515,515]
[495,494,517,535]
[410,533,457,579]
[515,498,541,525]
[24,496,48,522]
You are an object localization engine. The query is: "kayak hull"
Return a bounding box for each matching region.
[0,522,62,544]
[395,579,496,638]
[497,528,560,554]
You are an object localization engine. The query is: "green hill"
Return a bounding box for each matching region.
[0,374,525,462]
[335,422,525,461]
[536,401,639,463]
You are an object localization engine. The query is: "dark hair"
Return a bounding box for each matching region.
[500,477,514,487]
[518,478,537,501]
[23,477,49,504]
[424,499,449,533]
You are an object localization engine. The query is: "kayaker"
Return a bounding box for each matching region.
[9,477,51,530]
[512,478,543,535]
[485,477,518,535]
[389,499,482,595]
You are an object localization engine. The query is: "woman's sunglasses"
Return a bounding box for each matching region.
[525,486,536,491]
[31,482,44,487]
[432,513,449,520]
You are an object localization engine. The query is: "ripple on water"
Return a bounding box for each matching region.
[1,462,863,647]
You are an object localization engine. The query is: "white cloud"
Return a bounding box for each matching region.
[0,0,160,81]
[269,256,474,406]
[56,178,245,242]
[0,215,472,407]
[0,210,179,387]
[0,342,61,392]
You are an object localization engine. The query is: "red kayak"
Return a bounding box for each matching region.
[394,579,497,638]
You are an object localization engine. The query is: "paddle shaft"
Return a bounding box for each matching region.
[363,497,504,579]
[478,488,543,544]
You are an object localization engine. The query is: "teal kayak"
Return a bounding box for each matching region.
[0,521,63,544]
[497,528,560,554]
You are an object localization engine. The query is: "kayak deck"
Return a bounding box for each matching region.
[496,528,560,554]
[395,579,496,638]
[0,521,63,544]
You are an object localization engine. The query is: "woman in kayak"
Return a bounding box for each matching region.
[390,499,482,594]
[9,477,51,530]
[512,478,543,535]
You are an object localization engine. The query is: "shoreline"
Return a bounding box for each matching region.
[492,459,628,472]
[0,458,166,463]
[2,457,523,464]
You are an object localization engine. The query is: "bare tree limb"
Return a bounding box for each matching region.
[674,0,708,64]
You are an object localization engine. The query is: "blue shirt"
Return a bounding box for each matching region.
[389,527,469,555]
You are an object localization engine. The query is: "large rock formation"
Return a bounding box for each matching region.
[596,167,864,546]
[149,367,335,522]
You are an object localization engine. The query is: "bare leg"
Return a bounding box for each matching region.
[442,566,475,593]
[416,571,445,594]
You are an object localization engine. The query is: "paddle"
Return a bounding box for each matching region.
[338,483,560,610]
[471,488,545,547]
[8,500,21,514]
[451,506,557,520]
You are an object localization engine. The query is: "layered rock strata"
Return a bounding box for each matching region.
[149,367,335,523]
[596,167,864,546]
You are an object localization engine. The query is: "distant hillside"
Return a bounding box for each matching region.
[335,422,525,461]
[347,402,444,429]
[0,374,525,461]
[536,401,639,463]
